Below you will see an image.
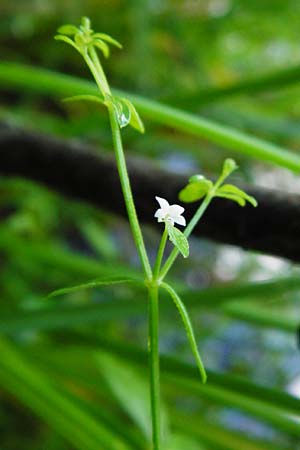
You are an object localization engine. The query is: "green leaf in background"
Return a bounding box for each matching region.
[166,432,206,450]
[179,175,213,203]
[0,339,131,450]
[216,184,258,207]
[166,222,189,258]
[63,94,104,104]
[48,276,142,298]
[221,158,238,178]
[2,62,300,172]
[161,283,207,383]
[96,353,170,444]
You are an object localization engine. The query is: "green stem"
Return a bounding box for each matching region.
[82,52,108,98]
[88,47,111,96]
[108,104,152,279]
[83,49,152,279]
[148,285,161,450]
[153,227,168,280]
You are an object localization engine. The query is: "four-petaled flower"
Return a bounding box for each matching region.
[154,196,186,226]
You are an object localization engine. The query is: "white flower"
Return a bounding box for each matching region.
[154,196,186,226]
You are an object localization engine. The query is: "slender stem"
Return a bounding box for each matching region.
[83,48,152,279]
[88,47,111,96]
[108,104,152,279]
[153,227,168,280]
[81,45,160,450]
[148,285,161,450]
[82,51,108,98]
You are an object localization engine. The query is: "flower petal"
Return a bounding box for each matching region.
[154,208,165,220]
[174,215,186,226]
[155,196,169,210]
[169,204,185,218]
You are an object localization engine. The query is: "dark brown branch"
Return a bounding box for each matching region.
[1,124,300,262]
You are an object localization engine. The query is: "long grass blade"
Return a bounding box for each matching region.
[0,338,132,450]
[1,62,300,171]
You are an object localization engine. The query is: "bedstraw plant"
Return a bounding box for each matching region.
[52,17,257,450]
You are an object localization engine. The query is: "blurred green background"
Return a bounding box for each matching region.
[0,1,300,449]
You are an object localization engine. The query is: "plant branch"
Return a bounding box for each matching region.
[107,106,152,279]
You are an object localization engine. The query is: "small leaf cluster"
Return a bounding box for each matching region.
[56,17,145,134]
[55,16,122,58]
[179,158,257,207]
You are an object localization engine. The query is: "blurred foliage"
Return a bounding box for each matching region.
[0,1,300,449]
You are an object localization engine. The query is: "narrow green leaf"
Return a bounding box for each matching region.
[215,191,247,206]
[172,412,283,450]
[93,33,122,49]
[166,223,189,258]
[2,62,300,172]
[92,39,110,58]
[121,98,145,133]
[166,432,205,450]
[0,338,131,450]
[179,177,213,203]
[48,277,140,298]
[54,35,79,52]
[216,184,258,207]
[96,352,152,439]
[161,283,207,383]
[36,335,300,418]
[57,25,78,36]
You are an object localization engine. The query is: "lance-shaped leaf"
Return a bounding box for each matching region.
[179,175,213,203]
[48,276,142,299]
[109,97,144,133]
[92,39,110,58]
[121,98,145,133]
[161,283,207,383]
[166,222,189,258]
[93,33,122,49]
[215,184,258,207]
[57,24,78,36]
[96,353,170,443]
[54,35,80,52]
